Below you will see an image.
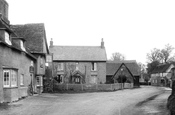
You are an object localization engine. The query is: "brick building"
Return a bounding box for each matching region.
[49,39,107,84]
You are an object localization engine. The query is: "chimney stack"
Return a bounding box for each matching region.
[50,38,53,48]
[0,0,9,24]
[101,38,104,48]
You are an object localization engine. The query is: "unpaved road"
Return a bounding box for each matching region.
[0,86,171,115]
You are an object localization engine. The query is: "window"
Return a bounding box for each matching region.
[75,77,80,84]
[91,62,97,71]
[76,63,79,70]
[36,76,43,86]
[20,40,26,51]
[3,69,17,88]
[40,58,44,68]
[57,63,64,71]
[3,70,10,87]
[31,61,34,66]
[20,74,24,86]
[55,75,64,84]
[11,70,17,87]
[5,31,11,45]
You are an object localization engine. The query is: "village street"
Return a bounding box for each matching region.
[0,86,171,115]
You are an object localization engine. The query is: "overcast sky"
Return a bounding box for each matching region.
[7,0,175,64]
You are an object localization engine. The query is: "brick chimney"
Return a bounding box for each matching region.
[50,38,53,48]
[101,38,104,48]
[0,0,9,24]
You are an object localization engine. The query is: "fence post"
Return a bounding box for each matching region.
[66,84,68,90]
[96,84,98,90]
[81,84,83,91]
[111,84,112,90]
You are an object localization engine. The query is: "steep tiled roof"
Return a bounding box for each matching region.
[106,61,140,76]
[50,46,107,61]
[11,23,49,54]
[151,63,174,74]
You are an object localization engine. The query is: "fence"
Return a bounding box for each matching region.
[53,83,134,92]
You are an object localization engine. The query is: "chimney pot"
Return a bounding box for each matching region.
[50,38,53,48]
[101,38,104,48]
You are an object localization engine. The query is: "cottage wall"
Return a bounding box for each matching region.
[0,44,35,102]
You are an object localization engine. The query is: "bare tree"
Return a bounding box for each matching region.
[146,48,162,63]
[110,52,125,62]
[160,44,174,63]
[147,44,175,63]
[138,62,146,74]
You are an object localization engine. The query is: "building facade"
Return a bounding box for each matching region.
[0,2,36,102]
[0,0,49,102]
[11,23,49,93]
[49,39,107,84]
[151,63,174,87]
[106,61,140,87]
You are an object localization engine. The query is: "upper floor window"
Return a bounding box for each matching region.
[5,31,11,45]
[76,63,79,70]
[40,58,44,68]
[91,62,97,71]
[31,61,34,66]
[3,69,17,88]
[57,63,64,71]
[20,40,26,51]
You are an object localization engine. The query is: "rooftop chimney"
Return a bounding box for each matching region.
[0,0,9,24]
[101,38,104,48]
[50,38,53,48]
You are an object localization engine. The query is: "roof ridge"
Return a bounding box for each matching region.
[52,45,101,47]
[107,60,137,63]
[11,23,44,26]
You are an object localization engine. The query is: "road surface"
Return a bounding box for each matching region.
[0,86,171,115]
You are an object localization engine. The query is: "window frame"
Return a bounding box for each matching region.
[11,70,17,87]
[57,63,64,71]
[3,70,10,88]
[3,69,18,88]
[75,62,79,70]
[4,31,12,45]
[20,40,26,51]
[91,62,97,71]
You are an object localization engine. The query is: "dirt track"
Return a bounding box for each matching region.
[0,86,170,115]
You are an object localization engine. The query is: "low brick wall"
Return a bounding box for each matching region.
[53,83,133,91]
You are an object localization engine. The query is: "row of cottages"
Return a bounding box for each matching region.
[150,63,174,87]
[0,0,49,102]
[106,61,140,87]
[49,39,107,84]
